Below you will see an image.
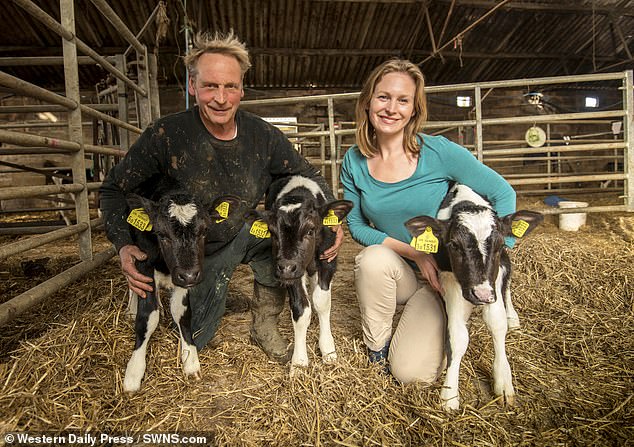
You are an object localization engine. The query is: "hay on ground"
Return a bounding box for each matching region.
[0,213,632,446]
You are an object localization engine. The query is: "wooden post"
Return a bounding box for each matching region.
[114,54,130,151]
[148,52,161,121]
[61,0,92,261]
[136,47,152,128]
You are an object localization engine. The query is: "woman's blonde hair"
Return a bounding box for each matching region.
[183,30,252,78]
[355,59,427,158]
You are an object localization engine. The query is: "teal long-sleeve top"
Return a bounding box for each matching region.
[340,134,517,248]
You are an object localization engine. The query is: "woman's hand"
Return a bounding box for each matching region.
[413,251,444,294]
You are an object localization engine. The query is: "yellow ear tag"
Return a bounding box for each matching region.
[250,220,271,239]
[215,201,230,223]
[409,226,438,253]
[511,219,529,238]
[322,209,340,226]
[127,208,153,231]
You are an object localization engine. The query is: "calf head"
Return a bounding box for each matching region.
[127,193,241,288]
[247,197,353,284]
[406,208,543,305]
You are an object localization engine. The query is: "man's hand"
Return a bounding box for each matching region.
[320,225,345,263]
[119,245,154,298]
[413,251,444,295]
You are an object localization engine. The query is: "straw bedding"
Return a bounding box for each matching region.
[1,212,632,446]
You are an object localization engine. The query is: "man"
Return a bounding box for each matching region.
[100,30,343,362]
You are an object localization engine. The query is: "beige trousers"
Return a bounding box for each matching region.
[354,244,446,383]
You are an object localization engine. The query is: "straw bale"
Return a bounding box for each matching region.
[1,212,633,446]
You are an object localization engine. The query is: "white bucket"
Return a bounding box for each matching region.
[558,201,589,231]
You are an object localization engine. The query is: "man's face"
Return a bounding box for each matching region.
[188,53,244,134]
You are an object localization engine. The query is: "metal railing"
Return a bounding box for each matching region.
[0,0,160,325]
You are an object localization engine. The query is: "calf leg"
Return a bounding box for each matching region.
[481,296,515,406]
[440,272,473,411]
[169,285,200,380]
[310,272,336,362]
[503,281,520,330]
[289,275,312,372]
[124,286,160,393]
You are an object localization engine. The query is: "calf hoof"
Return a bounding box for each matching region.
[441,397,460,412]
[322,351,337,363]
[507,317,521,330]
[289,363,308,378]
[504,392,516,406]
[440,389,460,411]
[186,370,202,381]
[123,374,142,394]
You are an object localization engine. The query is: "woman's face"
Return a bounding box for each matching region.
[368,72,416,138]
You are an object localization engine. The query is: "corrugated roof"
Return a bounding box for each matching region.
[1,0,633,92]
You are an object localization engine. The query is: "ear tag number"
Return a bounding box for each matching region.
[215,201,230,223]
[250,220,270,238]
[511,219,529,238]
[323,209,340,226]
[127,208,153,231]
[410,226,438,253]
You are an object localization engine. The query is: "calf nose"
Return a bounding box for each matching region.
[174,268,202,287]
[473,284,495,304]
[276,260,299,279]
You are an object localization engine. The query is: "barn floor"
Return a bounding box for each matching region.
[0,210,633,446]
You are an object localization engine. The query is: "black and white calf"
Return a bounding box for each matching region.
[248,176,353,371]
[123,182,240,392]
[405,183,542,411]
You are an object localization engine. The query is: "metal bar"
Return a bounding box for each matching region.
[0,128,80,151]
[0,148,73,155]
[84,144,126,157]
[0,104,118,113]
[474,85,483,161]
[508,173,626,186]
[0,56,96,66]
[0,183,84,201]
[327,98,338,197]
[11,0,147,97]
[242,92,360,106]
[123,2,162,58]
[484,141,626,156]
[0,222,90,260]
[538,205,629,214]
[0,246,116,327]
[0,71,141,134]
[88,0,145,54]
[624,70,634,211]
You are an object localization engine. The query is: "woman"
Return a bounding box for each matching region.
[340,59,516,383]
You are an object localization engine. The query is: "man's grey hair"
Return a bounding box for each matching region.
[184,30,251,77]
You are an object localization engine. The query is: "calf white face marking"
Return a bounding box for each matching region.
[168,202,198,226]
[457,210,495,258]
[278,175,323,199]
[279,203,302,213]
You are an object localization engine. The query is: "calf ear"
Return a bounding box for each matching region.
[210,194,242,221]
[244,209,264,226]
[321,200,354,225]
[404,215,446,239]
[500,210,544,238]
[126,193,157,216]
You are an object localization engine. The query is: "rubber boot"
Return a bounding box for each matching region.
[250,282,292,363]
